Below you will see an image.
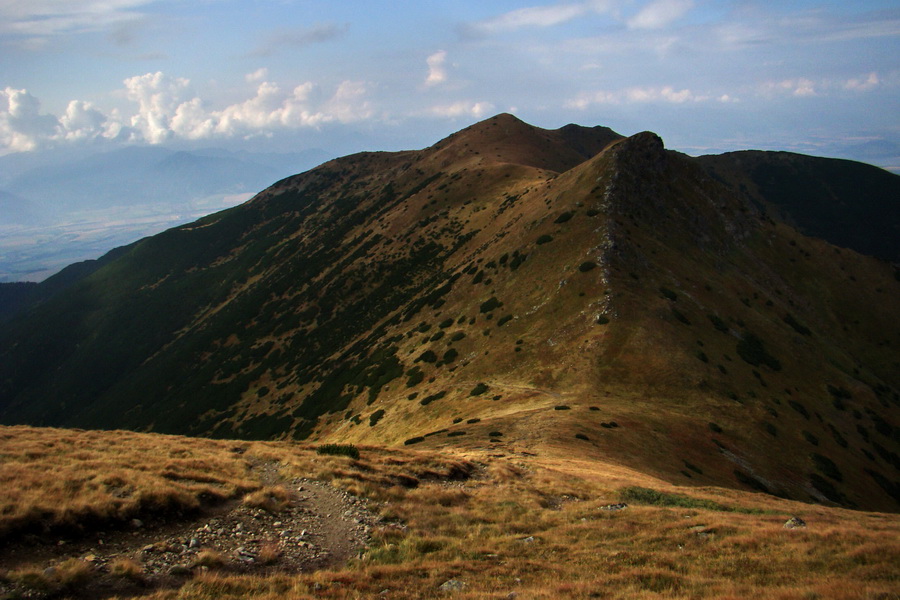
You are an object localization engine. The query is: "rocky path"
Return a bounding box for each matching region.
[0,463,375,598]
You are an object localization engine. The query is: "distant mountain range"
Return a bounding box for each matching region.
[0,114,897,511]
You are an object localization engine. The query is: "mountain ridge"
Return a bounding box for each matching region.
[0,114,897,511]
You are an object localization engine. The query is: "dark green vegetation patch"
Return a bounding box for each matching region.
[736,332,782,371]
[316,444,360,459]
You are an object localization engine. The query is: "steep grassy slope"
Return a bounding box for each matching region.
[0,114,897,512]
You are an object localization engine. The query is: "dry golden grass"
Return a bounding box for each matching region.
[0,425,258,539]
[109,556,144,581]
[242,486,291,512]
[125,447,900,600]
[2,425,898,599]
[257,542,282,565]
[191,549,228,569]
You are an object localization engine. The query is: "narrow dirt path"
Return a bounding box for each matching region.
[0,462,375,599]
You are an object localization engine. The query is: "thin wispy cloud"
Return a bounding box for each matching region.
[459,1,616,37]
[0,0,152,37]
[627,0,694,30]
[249,23,347,58]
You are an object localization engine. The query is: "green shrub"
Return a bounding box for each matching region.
[442,348,458,363]
[479,297,502,313]
[597,315,610,325]
[575,433,589,441]
[404,436,425,446]
[707,314,728,332]
[659,287,678,301]
[470,382,489,396]
[420,391,447,406]
[829,424,848,448]
[317,444,360,459]
[497,314,513,327]
[578,261,597,272]
[788,400,810,419]
[734,470,770,494]
[406,367,424,387]
[736,332,781,371]
[671,308,691,325]
[683,461,703,475]
[554,405,571,410]
[554,212,574,224]
[708,422,723,433]
[811,453,843,481]
[783,313,811,336]
[809,473,846,504]
[536,234,554,245]
[369,409,386,427]
[620,486,732,511]
[827,384,852,410]
[416,350,438,363]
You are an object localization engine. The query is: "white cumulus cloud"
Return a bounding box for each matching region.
[58,100,109,141]
[425,51,448,86]
[430,101,495,118]
[123,71,192,143]
[759,78,817,98]
[844,72,880,92]
[566,85,706,107]
[245,68,269,83]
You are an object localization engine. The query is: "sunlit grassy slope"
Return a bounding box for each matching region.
[1,425,898,600]
[0,114,897,512]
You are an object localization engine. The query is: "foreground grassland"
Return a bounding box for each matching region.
[1,425,898,599]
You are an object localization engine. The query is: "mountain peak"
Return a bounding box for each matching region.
[427,113,623,173]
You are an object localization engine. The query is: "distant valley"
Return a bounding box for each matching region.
[0,146,332,281]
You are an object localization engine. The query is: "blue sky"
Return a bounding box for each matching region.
[1,0,899,167]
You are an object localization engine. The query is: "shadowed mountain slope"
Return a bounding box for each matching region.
[697,151,900,261]
[0,114,898,511]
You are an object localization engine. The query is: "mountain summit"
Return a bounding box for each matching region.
[1,114,898,511]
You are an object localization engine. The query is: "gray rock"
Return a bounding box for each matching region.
[168,565,192,576]
[439,579,466,592]
[783,516,807,529]
[600,503,628,511]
